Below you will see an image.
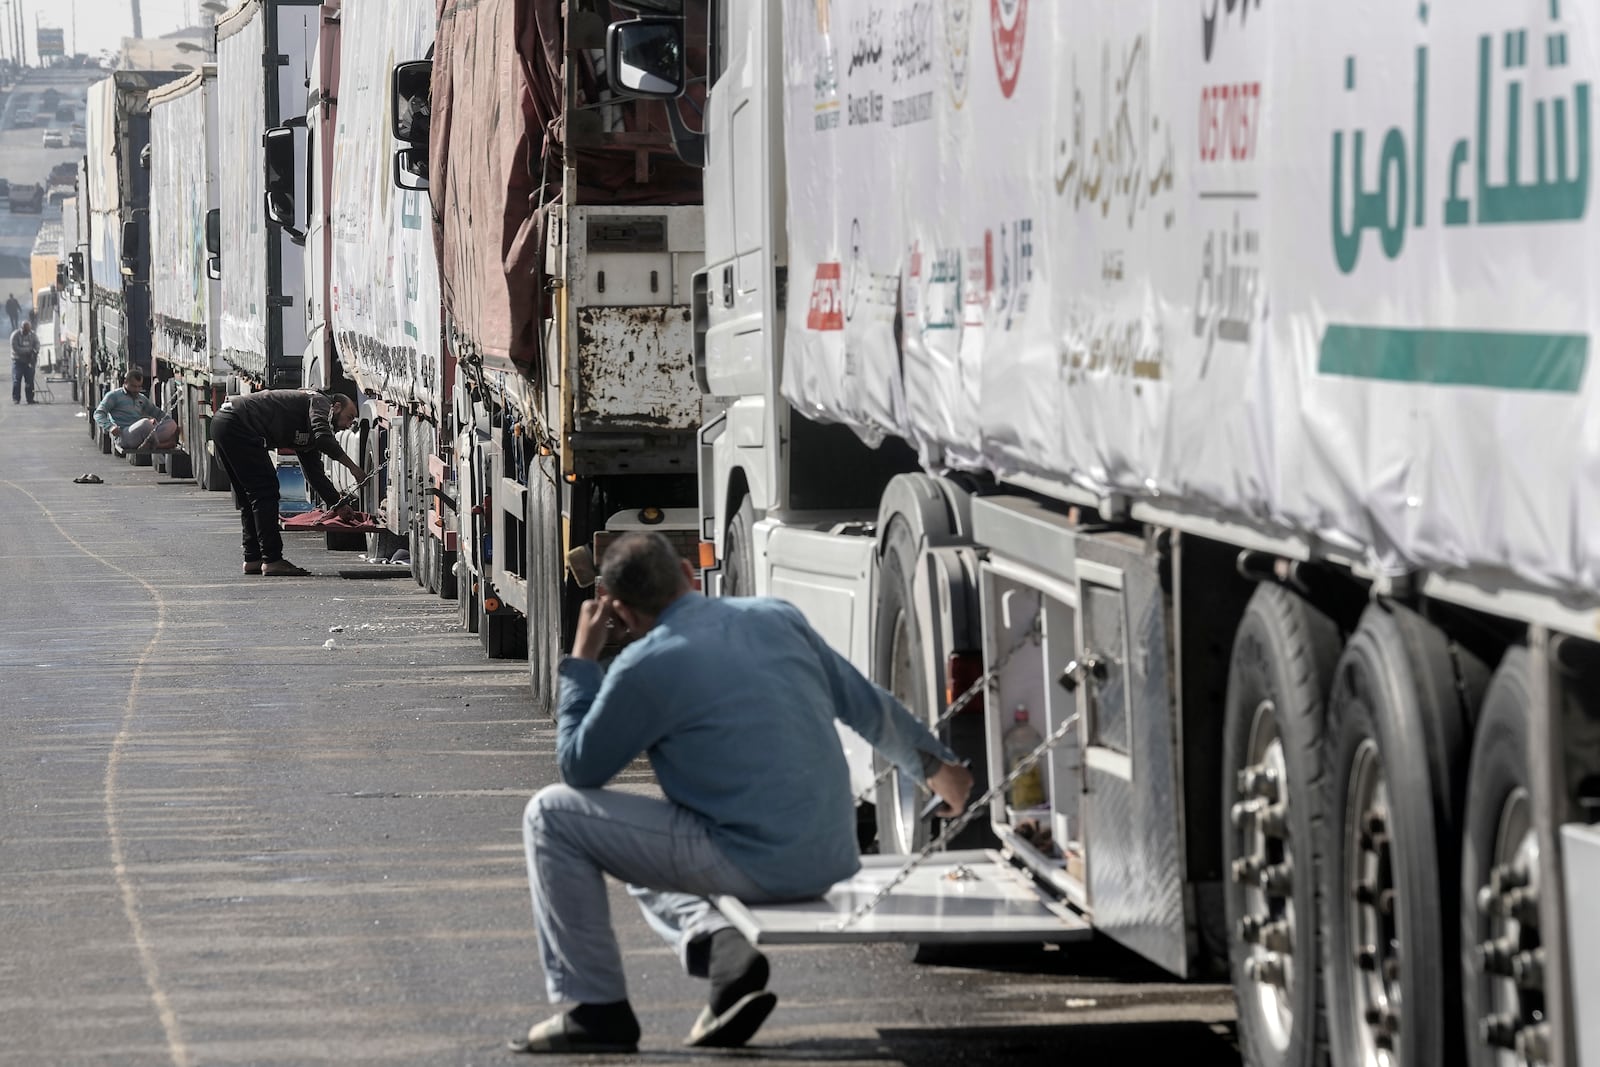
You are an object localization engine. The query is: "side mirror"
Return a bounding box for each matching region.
[207,255,222,281]
[606,18,684,99]
[392,148,428,191]
[391,60,432,143]
[121,219,140,258]
[205,208,221,255]
[262,125,302,238]
[68,250,84,281]
[56,264,67,288]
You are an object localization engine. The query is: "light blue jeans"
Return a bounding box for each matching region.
[522,783,779,1005]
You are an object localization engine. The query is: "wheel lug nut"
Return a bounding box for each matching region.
[1481,1013,1520,1050]
[1244,951,1286,985]
[1383,957,1401,983]
[1236,766,1281,801]
[1353,881,1378,906]
[1377,888,1396,916]
[1515,1022,1551,1063]
[1513,948,1546,990]
[1260,860,1293,895]
[1356,945,1378,971]
[1362,809,1387,836]
[1232,856,1262,884]
[1231,797,1266,827]
[1498,887,1541,925]
[1239,915,1265,944]
[1258,919,1292,953]
[1364,1006,1399,1033]
[1258,802,1288,837]
[1490,861,1531,896]
[1477,936,1517,976]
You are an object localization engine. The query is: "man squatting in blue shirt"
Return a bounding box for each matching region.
[513,532,975,1055]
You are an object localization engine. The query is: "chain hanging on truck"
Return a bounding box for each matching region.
[851,612,1043,808]
[834,707,1082,932]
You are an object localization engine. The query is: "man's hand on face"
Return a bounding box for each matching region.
[573,594,618,661]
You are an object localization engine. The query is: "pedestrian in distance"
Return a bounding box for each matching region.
[93,367,166,447]
[209,389,362,576]
[4,293,19,331]
[512,532,975,1055]
[10,321,39,404]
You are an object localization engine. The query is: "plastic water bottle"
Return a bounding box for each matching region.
[1004,705,1047,809]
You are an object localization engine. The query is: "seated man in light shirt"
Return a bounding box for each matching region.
[93,367,170,450]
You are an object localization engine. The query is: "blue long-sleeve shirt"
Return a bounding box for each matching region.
[556,594,958,898]
[93,386,161,432]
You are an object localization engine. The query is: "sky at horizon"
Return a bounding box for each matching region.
[3,0,194,63]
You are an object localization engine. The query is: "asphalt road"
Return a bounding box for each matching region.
[0,399,1240,1065]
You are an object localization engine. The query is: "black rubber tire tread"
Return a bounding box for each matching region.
[722,495,755,597]
[1222,584,1341,1067]
[1322,604,1481,1067]
[1458,649,1533,1067]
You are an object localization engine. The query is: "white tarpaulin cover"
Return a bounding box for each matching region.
[148,71,220,374]
[330,0,442,417]
[84,76,123,301]
[217,3,269,378]
[782,0,1600,599]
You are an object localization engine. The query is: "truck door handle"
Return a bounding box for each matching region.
[722,267,733,307]
[1059,653,1108,692]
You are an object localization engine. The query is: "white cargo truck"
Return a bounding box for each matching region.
[325,0,445,567]
[215,0,318,392]
[609,4,1600,1067]
[147,66,229,489]
[81,70,181,449]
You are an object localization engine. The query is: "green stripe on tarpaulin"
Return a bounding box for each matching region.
[1318,326,1589,393]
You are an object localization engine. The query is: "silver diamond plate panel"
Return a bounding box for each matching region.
[1079,535,1191,976]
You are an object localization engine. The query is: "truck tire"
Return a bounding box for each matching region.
[1222,584,1340,1067]
[722,494,755,597]
[1459,650,1543,1067]
[1322,605,1482,1067]
[872,517,935,856]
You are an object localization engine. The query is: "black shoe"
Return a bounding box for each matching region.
[685,928,775,1048]
[509,1002,640,1055]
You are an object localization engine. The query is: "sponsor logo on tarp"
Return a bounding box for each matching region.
[945,0,972,109]
[990,0,1027,99]
[891,0,934,126]
[807,263,845,330]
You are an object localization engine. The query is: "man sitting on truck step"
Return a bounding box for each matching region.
[209,389,363,577]
[93,368,166,447]
[514,532,975,1055]
[10,321,39,404]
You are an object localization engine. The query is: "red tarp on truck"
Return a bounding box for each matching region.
[430,0,703,375]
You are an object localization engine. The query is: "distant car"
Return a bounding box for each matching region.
[42,130,64,148]
[0,177,9,197]
[12,114,34,128]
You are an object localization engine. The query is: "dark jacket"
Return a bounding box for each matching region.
[10,328,38,364]
[221,389,353,506]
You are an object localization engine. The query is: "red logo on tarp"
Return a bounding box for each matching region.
[990,0,1027,99]
[807,262,845,331]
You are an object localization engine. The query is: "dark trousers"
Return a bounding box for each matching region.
[211,410,284,563]
[12,358,35,402]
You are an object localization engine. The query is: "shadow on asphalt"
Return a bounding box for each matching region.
[661,1020,1240,1064]
[897,936,1218,983]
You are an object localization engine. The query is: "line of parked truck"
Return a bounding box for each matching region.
[42,3,1600,1067]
